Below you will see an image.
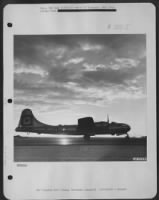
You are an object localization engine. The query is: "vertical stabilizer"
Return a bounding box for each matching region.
[16,109,46,132]
[17,109,33,128]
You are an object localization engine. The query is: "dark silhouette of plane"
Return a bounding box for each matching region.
[15,109,131,139]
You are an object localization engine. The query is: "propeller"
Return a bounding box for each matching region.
[107,114,109,124]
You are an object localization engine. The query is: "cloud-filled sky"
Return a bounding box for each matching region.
[14,35,146,136]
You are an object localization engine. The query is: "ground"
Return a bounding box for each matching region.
[14,136,147,162]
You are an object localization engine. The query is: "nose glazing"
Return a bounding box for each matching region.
[126,125,131,131]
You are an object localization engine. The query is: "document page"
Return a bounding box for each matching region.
[3,3,157,199]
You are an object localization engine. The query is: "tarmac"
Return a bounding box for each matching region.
[14,136,147,162]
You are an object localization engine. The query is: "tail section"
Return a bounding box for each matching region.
[15,109,52,133]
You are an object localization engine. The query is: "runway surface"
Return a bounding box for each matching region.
[14,136,147,162]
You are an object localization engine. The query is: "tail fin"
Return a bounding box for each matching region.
[15,109,45,132]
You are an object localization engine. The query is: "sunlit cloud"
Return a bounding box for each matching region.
[15,65,48,78]
[115,58,140,68]
[64,57,84,66]
[83,63,107,71]
[80,43,103,51]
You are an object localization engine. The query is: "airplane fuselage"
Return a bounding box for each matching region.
[15,109,131,138]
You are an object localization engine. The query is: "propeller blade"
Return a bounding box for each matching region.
[107,114,109,123]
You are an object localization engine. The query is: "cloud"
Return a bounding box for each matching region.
[83,63,107,71]
[80,43,103,51]
[15,61,48,78]
[44,47,67,60]
[78,57,146,88]
[14,34,146,116]
[48,66,78,83]
[64,57,84,66]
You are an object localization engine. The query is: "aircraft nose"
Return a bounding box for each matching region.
[127,125,131,131]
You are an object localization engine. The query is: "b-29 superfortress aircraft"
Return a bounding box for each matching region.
[15,109,131,139]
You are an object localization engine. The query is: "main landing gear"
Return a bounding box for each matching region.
[84,135,90,140]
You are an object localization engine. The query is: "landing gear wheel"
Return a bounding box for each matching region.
[126,133,129,138]
[84,135,90,140]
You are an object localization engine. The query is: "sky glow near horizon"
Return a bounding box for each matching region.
[14,35,146,137]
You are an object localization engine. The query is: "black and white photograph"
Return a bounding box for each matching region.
[3,3,157,199]
[14,34,147,162]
